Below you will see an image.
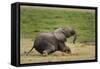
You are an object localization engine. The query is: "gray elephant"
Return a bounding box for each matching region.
[26,27,77,56]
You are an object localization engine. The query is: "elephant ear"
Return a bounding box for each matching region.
[54,28,66,42]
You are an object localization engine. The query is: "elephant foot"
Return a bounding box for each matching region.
[43,51,48,56]
[66,49,71,54]
[64,47,71,54]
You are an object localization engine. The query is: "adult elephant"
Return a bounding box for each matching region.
[26,27,77,56]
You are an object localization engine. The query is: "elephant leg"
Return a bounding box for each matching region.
[58,42,66,51]
[42,49,52,56]
[64,46,71,54]
[58,42,71,54]
[42,44,56,56]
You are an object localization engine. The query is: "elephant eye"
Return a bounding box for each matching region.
[71,31,75,35]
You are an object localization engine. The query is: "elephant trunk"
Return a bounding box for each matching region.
[73,34,77,44]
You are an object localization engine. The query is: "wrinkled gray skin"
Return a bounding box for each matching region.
[26,27,77,56]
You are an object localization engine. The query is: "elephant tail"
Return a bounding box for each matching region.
[26,46,34,56]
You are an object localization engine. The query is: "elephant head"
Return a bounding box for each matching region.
[54,27,77,43]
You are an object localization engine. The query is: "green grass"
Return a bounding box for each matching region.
[20,6,95,42]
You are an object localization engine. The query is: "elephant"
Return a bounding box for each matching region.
[26,27,77,56]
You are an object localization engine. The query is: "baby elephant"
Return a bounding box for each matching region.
[27,27,77,56]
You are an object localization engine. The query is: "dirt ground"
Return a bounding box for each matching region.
[20,38,95,64]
